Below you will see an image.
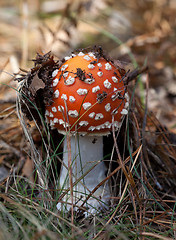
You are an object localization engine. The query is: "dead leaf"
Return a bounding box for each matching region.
[22,157,34,183]
[29,73,45,96]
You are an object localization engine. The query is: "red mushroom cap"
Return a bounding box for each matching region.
[45,51,129,135]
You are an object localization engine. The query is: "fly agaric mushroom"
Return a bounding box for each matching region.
[45,49,129,214]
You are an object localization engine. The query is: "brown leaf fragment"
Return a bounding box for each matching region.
[22,157,34,183]
[29,73,45,96]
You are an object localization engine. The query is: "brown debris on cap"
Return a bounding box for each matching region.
[16,52,62,122]
[45,48,129,135]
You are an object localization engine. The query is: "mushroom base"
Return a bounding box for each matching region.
[57,134,111,215]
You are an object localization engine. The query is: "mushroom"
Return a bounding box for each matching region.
[45,50,129,214]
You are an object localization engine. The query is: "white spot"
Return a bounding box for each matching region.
[77,88,88,95]
[112,76,118,83]
[63,122,70,128]
[100,124,106,129]
[54,89,59,98]
[49,112,54,118]
[50,120,54,126]
[111,108,118,115]
[59,119,64,125]
[64,56,71,61]
[125,93,129,101]
[63,72,69,78]
[52,69,58,78]
[92,85,100,93]
[78,52,85,56]
[107,123,111,129]
[69,96,76,102]
[61,94,67,101]
[72,53,76,57]
[53,118,59,123]
[83,102,91,110]
[88,52,96,58]
[83,55,91,61]
[58,105,64,112]
[61,64,68,71]
[97,63,102,67]
[68,110,79,117]
[114,87,118,92]
[96,124,105,130]
[97,71,103,77]
[65,76,75,85]
[45,110,49,116]
[104,79,112,89]
[89,112,95,118]
[125,101,129,108]
[52,107,57,112]
[79,121,89,126]
[114,121,120,128]
[104,121,111,128]
[53,78,59,87]
[111,92,119,101]
[95,113,104,120]
[88,64,95,69]
[121,109,128,115]
[95,125,101,130]
[84,78,95,84]
[105,62,112,70]
[88,126,96,131]
[105,103,111,112]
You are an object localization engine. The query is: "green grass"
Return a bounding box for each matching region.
[0,5,176,238]
[1,185,175,240]
[1,69,175,240]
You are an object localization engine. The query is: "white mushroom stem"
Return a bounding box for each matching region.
[57,134,110,214]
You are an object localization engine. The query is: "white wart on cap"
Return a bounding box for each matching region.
[45,51,129,135]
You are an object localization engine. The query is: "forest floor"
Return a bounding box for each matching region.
[0,1,176,239]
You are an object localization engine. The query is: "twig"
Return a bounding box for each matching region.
[93,145,142,239]
[79,145,142,210]
[140,231,173,240]
[124,66,148,85]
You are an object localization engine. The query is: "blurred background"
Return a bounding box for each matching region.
[0,0,176,183]
[0,0,176,129]
[0,2,176,238]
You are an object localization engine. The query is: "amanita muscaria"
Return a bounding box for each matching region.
[45,49,129,214]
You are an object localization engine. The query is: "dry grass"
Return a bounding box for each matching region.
[0,0,176,239]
